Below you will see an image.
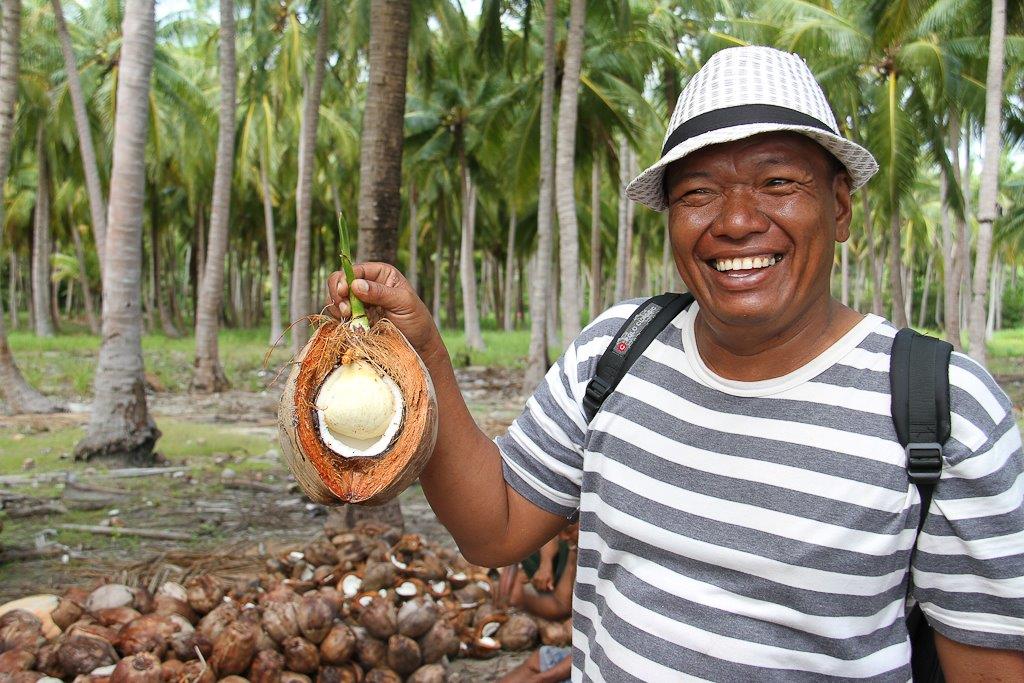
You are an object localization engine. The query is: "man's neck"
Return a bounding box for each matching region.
[693,299,864,382]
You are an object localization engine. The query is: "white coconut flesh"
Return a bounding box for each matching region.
[314,360,404,458]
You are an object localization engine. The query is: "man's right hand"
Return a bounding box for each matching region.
[326,262,441,356]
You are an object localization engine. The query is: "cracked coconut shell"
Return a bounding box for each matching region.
[278,320,438,506]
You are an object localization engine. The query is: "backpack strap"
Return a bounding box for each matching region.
[583,293,695,423]
[890,329,953,683]
[889,328,954,528]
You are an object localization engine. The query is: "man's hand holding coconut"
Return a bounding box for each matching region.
[324,262,568,568]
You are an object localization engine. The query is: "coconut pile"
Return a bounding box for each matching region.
[0,520,570,682]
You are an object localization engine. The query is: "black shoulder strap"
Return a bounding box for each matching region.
[889,328,953,531]
[583,293,695,423]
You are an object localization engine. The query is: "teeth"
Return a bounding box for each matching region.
[714,256,778,272]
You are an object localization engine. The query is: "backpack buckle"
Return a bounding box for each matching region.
[583,377,612,417]
[906,443,943,483]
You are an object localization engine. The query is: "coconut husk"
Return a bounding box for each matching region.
[496,613,537,651]
[249,649,284,683]
[319,624,356,665]
[0,648,36,673]
[407,664,446,683]
[278,319,438,505]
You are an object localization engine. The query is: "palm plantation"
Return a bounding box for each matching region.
[0,0,1017,468]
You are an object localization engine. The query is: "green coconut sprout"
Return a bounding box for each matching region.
[338,212,370,331]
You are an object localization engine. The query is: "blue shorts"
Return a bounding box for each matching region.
[539,645,571,681]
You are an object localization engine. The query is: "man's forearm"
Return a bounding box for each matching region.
[416,339,562,566]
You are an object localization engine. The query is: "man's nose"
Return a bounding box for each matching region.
[711,188,770,239]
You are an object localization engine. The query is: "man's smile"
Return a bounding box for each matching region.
[708,254,784,272]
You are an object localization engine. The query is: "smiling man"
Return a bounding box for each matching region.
[328,46,1024,681]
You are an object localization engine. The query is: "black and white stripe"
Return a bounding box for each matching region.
[496,300,1024,681]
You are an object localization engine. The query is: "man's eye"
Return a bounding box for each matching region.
[766,178,792,187]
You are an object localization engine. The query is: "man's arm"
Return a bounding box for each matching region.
[327,264,568,567]
[936,632,1024,682]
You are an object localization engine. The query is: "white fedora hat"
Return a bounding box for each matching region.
[626,46,878,212]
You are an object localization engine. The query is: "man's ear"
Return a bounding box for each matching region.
[833,171,853,243]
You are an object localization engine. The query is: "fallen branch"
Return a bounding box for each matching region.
[0,545,66,563]
[222,480,287,494]
[57,524,193,541]
[3,501,67,518]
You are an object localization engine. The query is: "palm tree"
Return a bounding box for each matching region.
[524,0,556,388]
[32,126,54,336]
[356,0,412,264]
[967,0,1008,364]
[74,0,159,464]
[554,0,586,345]
[51,0,107,276]
[0,0,59,414]
[289,1,329,354]
[192,0,237,393]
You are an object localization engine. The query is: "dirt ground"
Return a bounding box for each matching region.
[0,367,532,680]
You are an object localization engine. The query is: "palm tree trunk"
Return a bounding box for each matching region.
[986,258,1000,340]
[615,139,630,301]
[192,0,236,391]
[589,159,601,320]
[503,209,517,332]
[150,197,179,338]
[432,222,442,324]
[459,171,484,351]
[74,0,158,462]
[356,0,411,265]
[51,0,106,276]
[888,208,908,328]
[918,251,933,329]
[967,0,1006,365]
[408,182,418,295]
[32,127,54,337]
[524,0,557,388]
[289,2,329,353]
[260,146,283,345]
[7,252,16,329]
[555,0,586,345]
[69,224,99,333]
[940,123,962,350]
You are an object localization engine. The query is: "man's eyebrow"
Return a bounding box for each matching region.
[669,170,712,181]
[752,156,802,167]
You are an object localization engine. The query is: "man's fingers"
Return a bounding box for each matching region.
[351,278,401,310]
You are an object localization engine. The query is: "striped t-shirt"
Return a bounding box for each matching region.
[497,300,1024,681]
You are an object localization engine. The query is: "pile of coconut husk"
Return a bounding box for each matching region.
[0,520,570,682]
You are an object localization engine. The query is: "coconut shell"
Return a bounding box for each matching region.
[184,577,224,616]
[281,637,319,675]
[57,634,117,677]
[249,650,284,683]
[354,634,385,670]
[385,635,420,676]
[260,602,299,644]
[296,594,334,644]
[210,621,257,676]
[416,621,458,665]
[277,319,438,505]
[496,614,537,651]
[362,670,400,683]
[117,614,180,657]
[315,664,362,683]
[0,648,35,673]
[407,664,446,683]
[197,603,239,642]
[318,624,355,665]
[357,599,396,641]
[396,597,437,639]
[171,661,214,683]
[0,611,43,652]
[84,586,134,615]
[109,653,161,683]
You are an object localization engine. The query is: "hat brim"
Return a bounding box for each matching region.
[625,123,879,212]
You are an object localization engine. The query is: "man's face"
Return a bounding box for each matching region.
[664,132,852,331]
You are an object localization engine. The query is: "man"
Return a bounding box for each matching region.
[328,46,1024,680]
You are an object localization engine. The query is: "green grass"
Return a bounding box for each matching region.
[7,322,538,399]
[0,419,274,474]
